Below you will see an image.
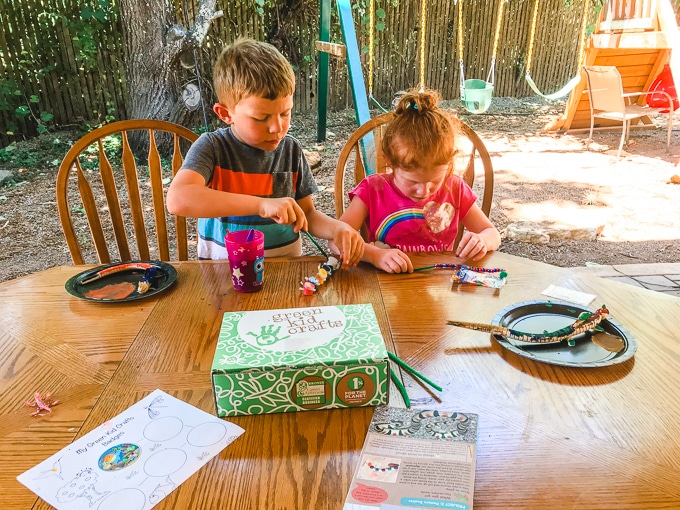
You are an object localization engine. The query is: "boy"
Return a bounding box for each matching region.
[166,38,363,266]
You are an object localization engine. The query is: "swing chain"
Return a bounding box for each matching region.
[457,0,505,88]
[418,0,427,92]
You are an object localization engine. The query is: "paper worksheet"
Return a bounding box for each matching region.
[18,389,244,510]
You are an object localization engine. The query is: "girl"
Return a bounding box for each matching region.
[338,88,501,273]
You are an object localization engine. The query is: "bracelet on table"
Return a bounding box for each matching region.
[413,263,508,289]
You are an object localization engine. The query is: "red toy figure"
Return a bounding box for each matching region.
[25,392,59,417]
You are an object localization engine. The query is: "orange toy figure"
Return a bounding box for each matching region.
[25,392,59,417]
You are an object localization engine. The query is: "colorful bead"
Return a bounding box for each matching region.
[300,256,342,294]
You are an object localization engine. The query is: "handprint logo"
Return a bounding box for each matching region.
[247,324,290,346]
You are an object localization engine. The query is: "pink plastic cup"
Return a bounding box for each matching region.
[225,230,265,292]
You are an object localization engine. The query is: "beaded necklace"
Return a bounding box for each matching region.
[366,461,400,472]
[414,263,508,288]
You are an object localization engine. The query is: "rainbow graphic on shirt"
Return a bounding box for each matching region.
[375,208,424,243]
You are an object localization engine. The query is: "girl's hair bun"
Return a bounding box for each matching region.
[395,88,441,116]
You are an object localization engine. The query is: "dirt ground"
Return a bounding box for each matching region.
[1,97,679,283]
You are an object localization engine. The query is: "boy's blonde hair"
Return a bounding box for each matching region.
[383,88,457,170]
[213,38,296,107]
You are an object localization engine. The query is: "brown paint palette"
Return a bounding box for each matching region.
[65,260,177,302]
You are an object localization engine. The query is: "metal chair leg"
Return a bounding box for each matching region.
[617,119,627,157]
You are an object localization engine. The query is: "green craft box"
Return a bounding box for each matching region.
[211,304,389,417]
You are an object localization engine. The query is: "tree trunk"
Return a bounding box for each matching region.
[118,0,219,142]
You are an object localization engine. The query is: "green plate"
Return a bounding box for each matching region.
[65,260,177,302]
[491,301,637,368]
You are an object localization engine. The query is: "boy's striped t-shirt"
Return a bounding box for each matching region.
[181,128,317,259]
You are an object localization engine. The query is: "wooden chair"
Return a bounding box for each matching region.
[333,112,494,248]
[583,65,673,157]
[56,120,198,264]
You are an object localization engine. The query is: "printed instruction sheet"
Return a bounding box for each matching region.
[18,389,244,509]
[344,406,478,510]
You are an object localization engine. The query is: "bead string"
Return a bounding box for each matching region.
[300,256,342,295]
[414,263,506,275]
[367,461,399,472]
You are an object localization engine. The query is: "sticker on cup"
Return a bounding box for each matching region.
[225,229,265,293]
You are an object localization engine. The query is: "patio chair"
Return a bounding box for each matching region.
[334,112,494,249]
[56,119,198,264]
[582,65,673,157]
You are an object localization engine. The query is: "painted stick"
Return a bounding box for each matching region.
[388,352,443,392]
[390,367,411,407]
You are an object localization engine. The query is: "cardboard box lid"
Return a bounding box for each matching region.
[212,304,387,374]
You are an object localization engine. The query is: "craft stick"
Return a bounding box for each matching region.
[389,367,411,407]
[388,351,443,392]
[413,265,436,272]
[303,230,328,258]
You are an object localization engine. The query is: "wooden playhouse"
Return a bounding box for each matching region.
[546,0,679,132]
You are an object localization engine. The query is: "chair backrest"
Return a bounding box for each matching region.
[56,119,199,265]
[583,66,627,113]
[334,112,494,248]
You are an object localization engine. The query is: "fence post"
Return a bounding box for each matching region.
[317,0,331,142]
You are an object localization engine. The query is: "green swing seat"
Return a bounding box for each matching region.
[461,79,494,114]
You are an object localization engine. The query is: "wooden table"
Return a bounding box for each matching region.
[2,253,680,509]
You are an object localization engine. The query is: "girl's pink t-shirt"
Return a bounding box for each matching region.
[349,173,477,252]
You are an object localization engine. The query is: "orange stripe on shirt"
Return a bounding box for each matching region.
[211,167,274,195]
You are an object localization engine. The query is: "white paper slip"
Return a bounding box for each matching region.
[17,389,244,510]
[541,285,596,307]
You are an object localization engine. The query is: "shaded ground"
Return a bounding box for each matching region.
[1,97,679,283]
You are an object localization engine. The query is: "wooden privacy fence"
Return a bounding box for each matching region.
[1,0,679,146]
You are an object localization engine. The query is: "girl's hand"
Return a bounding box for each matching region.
[374,248,413,273]
[456,231,488,261]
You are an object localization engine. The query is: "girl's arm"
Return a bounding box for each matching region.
[456,204,501,261]
[335,198,413,273]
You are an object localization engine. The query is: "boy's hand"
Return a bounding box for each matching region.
[456,232,488,261]
[373,248,413,274]
[333,223,364,267]
[259,198,308,232]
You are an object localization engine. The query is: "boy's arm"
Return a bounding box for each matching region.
[167,169,307,232]
[456,204,501,261]
[297,195,363,267]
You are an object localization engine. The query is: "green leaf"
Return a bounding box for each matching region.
[376,21,386,31]
[29,95,40,103]
[37,125,48,134]
[14,106,30,118]
[361,45,369,54]
[81,7,95,19]
[40,111,53,122]
[376,8,386,18]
